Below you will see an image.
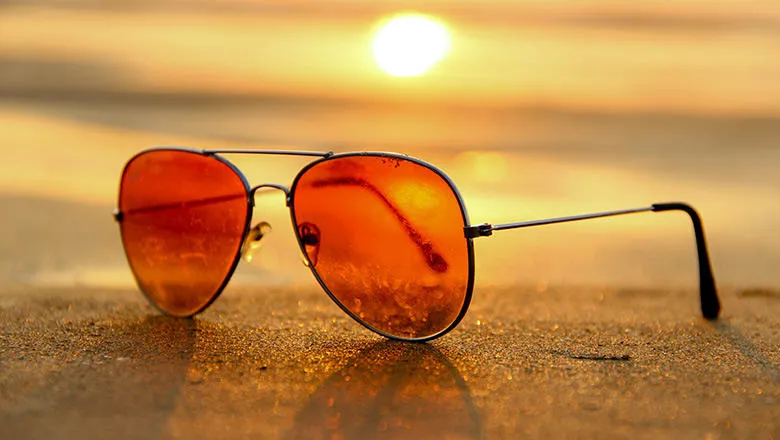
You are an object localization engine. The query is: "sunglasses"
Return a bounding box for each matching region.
[114,148,721,341]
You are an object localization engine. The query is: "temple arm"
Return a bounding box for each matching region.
[464,202,721,320]
[113,193,246,221]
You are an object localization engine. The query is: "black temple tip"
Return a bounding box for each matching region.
[701,278,721,320]
[652,202,721,320]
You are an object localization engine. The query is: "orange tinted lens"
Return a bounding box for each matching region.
[119,150,249,316]
[292,155,470,339]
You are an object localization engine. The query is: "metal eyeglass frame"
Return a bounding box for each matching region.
[114,147,721,342]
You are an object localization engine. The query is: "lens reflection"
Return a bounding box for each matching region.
[292,155,470,339]
[119,150,249,316]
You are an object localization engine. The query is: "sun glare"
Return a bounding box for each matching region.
[372,13,451,77]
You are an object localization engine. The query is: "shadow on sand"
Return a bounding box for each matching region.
[287,340,482,440]
[1,316,196,440]
[710,320,780,383]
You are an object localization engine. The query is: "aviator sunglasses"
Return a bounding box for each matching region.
[114,148,721,341]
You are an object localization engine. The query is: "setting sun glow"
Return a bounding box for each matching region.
[372,14,451,77]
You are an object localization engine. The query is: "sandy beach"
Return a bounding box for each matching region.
[1,1,779,438]
[1,284,778,439]
[1,98,778,439]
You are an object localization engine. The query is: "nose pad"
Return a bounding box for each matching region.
[297,222,320,268]
[241,221,272,263]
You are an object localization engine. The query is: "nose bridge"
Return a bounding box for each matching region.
[250,183,291,206]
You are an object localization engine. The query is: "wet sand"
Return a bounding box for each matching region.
[2,100,779,290]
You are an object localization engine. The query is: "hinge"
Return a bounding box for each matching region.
[113,209,124,222]
[464,223,493,239]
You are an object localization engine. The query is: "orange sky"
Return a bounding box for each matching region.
[2,2,780,115]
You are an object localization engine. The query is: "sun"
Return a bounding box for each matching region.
[372,13,451,77]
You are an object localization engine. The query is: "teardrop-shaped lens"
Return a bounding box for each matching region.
[291,154,471,340]
[118,149,249,316]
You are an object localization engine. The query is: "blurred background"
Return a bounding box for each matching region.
[1,0,778,295]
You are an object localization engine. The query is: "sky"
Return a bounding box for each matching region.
[2,0,780,114]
